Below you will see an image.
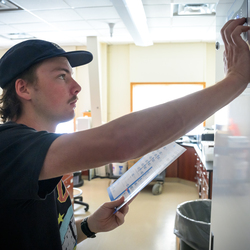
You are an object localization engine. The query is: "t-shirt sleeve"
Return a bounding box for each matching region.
[0,125,62,200]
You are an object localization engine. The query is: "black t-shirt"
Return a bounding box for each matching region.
[0,122,77,250]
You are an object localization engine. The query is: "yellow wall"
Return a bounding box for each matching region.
[107,42,216,126]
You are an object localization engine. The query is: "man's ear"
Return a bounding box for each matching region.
[15,79,31,101]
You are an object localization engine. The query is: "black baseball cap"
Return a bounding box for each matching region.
[0,39,93,89]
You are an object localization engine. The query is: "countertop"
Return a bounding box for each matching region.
[177,142,213,171]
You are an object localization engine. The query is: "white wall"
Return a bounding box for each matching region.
[107,42,216,128]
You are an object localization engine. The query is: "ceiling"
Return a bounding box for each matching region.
[0,0,235,49]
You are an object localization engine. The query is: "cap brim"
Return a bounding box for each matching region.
[63,51,93,67]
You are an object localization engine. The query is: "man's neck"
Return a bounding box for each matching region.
[14,117,57,133]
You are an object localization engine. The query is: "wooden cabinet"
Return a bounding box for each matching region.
[178,146,197,182]
[165,146,196,182]
[165,144,213,199]
[165,158,178,177]
[195,153,213,199]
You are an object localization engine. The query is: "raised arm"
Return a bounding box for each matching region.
[40,18,250,180]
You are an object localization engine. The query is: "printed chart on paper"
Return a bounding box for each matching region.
[107,142,186,212]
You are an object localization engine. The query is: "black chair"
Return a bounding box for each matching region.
[73,172,89,212]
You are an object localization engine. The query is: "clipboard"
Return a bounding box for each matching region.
[107,142,186,213]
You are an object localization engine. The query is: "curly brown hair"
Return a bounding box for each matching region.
[0,62,41,123]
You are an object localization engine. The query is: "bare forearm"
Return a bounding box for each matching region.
[109,75,248,158]
[41,19,250,180]
[41,76,248,180]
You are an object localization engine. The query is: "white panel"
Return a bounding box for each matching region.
[142,0,171,4]
[87,19,124,29]
[32,9,82,22]
[172,0,219,3]
[172,16,215,27]
[64,0,112,8]
[11,22,56,32]
[147,17,171,27]
[0,24,20,34]
[0,0,220,47]
[75,7,120,20]
[0,10,42,23]
[51,20,93,30]
[144,4,171,18]
[13,0,70,10]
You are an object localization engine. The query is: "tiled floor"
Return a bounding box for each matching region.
[74,178,199,250]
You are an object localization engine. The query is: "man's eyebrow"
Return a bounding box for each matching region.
[52,67,73,74]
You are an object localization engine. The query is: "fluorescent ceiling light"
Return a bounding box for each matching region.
[1,33,35,40]
[0,0,21,11]
[173,4,216,16]
[111,0,153,46]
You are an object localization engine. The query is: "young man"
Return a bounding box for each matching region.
[0,18,249,249]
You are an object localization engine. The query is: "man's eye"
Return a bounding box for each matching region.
[59,75,66,80]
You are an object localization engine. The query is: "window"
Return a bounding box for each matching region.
[131,82,205,135]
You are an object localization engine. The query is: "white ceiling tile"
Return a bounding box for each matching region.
[97,27,131,37]
[0,37,17,49]
[0,0,224,48]
[10,22,56,32]
[218,0,235,3]
[148,27,171,40]
[32,9,82,22]
[13,0,70,10]
[0,24,20,34]
[144,4,171,18]
[172,0,217,3]
[64,0,112,8]
[75,6,120,20]
[26,30,79,45]
[142,0,171,4]
[87,19,125,29]
[147,17,171,27]
[30,29,99,40]
[169,26,208,42]
[172,16,215,27]
[0,10,42,24]
[51,20,93,30]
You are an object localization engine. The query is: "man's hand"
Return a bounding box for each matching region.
[87,196,130,234]
[221,18,250,84]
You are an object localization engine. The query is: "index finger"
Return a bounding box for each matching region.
[221,17,247,45]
